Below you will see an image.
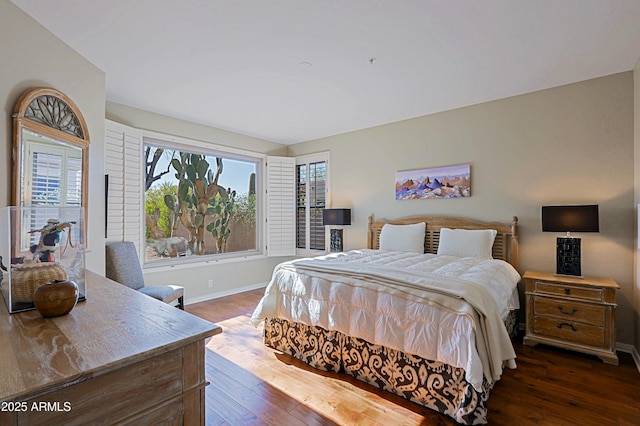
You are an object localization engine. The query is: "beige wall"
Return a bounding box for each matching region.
[0,0,106,273]
[105,102,290,302]
[289,72,636,346]
[106,102,287,156]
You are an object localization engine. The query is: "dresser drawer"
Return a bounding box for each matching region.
[534,281,603,302]
[532,316,605,348]
[533,297,606,326]
[20,347,183,425]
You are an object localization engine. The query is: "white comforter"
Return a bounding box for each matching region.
[251,249,520,390]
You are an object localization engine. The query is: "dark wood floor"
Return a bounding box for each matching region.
[187,288,640,426]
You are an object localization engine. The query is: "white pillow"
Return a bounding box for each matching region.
[437,228,497,259]
[379,222,425,253]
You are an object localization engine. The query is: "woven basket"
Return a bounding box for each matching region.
[11,262,67,303]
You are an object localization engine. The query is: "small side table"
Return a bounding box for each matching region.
[522,270,619,365]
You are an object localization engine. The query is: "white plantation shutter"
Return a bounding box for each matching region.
[30,151,62,205]
[25,142,82,207]
[23,142,83,250]
[105,120,143,255]
[24,151,63,250]
[266,156,296,256]
[65,156,82,207]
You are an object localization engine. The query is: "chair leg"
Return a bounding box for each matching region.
[177,296,184,310]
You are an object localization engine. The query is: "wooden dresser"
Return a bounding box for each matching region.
[523,270,619,365]
[0,270,221,425]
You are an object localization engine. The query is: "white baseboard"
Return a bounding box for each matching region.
[184,282,268,306]
[616,342,640,372]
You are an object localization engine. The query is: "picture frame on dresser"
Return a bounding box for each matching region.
[522,270,619,365]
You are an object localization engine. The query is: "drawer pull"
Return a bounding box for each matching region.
[557,322,577,332]
[557,306,577,315]
[564,288,571,295]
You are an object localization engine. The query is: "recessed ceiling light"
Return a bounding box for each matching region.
[298,61,312,68]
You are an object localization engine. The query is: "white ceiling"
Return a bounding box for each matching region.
[12,0,640,145]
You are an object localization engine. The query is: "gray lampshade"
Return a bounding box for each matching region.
[323,209,351,226]
[542,205,599,233]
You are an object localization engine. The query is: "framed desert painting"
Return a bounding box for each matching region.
[395,164,470,200]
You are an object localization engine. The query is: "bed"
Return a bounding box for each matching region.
[251,214,520,425]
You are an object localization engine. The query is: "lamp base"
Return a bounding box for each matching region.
[554,273,585,279]
[329,229,343,252]
[556,237,581,276]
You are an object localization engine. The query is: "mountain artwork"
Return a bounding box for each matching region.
[395,164,471,200]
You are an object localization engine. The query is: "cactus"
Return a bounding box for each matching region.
[164,152,224,255]
[206,187,236,253]
[248,172,256,196]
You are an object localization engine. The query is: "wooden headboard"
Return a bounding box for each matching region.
[367,214,519,270]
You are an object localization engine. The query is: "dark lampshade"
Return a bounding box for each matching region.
[542,205,599,233]
[323,209,351,226]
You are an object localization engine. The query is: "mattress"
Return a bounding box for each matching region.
[251,249,520,390]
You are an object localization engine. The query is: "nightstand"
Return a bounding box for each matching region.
[523,270,619,365]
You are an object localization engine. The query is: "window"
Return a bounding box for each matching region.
[106,120,320,264]
[296,153,329,255]
[143,139,260,264]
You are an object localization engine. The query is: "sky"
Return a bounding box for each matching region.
[395,164,470,183]
[149,148,257,197]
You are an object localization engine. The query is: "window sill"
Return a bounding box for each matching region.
[142,252,267,273]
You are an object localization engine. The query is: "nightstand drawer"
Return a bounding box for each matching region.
[532,316,605,348]
[523,271,619,365]
[534,281,603,302]
[533,297,605,326]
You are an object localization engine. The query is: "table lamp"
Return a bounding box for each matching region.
[542,205,599,277]
[323,209,351,252]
